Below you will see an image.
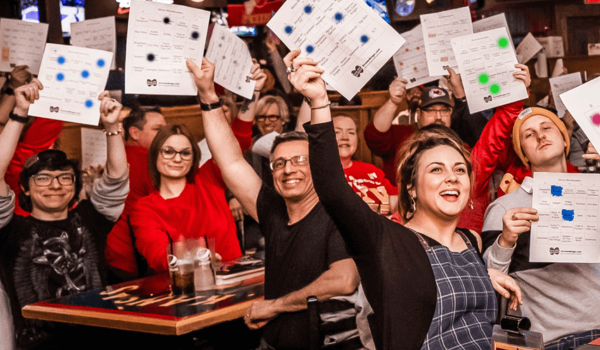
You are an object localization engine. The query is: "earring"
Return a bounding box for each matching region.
[411,197,417,212]
[469,198,474,210]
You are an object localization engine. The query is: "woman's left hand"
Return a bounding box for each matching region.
[98,91,123,129]
[283,49,327,104]
[250,59,267,92]
[513,64,531,88]
[488,268,522,311]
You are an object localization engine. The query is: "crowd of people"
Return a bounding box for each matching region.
[0,20,599,350]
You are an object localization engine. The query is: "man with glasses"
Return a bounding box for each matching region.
[187,57,363,350]
[0,80,129,349]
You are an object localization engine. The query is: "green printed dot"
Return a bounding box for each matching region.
[490,83,501,95]
[478,73,489,84]
[498,37,509,48]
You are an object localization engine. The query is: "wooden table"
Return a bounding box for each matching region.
[22,273,264,336]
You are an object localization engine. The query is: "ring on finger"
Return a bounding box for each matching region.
[286,66,295,74]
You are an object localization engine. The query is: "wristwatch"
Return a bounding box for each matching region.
[9,111,29,124]
[200,100,223,111]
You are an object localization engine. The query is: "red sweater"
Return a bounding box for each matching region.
[363,124,414,185]
[5,118,63,216]
[130,160,242,273]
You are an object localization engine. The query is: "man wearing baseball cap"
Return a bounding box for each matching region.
[481,107,600,349]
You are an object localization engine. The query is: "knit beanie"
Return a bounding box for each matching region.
[512,107,570,168]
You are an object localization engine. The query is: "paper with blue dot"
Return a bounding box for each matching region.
[70,17,117,70]
[124,0,210,95]
[531,172,600,263]
[0,18,49,74]
[205,24,256,99]
[26,43,114,126]
[266,0,405,100]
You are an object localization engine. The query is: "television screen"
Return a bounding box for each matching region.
[21,0,85,37]
[229,26,257,37]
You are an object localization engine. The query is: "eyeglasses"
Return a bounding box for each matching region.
[256,114,281,123]
[422,108,452,117]
[270,155,309,171]
[160,148,193,160]
[32,173,75,186]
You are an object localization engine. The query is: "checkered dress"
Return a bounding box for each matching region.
[414,231,496,350]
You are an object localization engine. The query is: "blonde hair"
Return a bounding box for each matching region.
[255,95,290,123]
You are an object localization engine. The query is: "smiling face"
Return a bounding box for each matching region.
[417,103,453,129]
[333,116,358,163]
[26,168,76,216]
[156,134,193,181]
[271,140,315,202]
[411,145,470,220]
[519,115,567,169]
[256,103,285,135]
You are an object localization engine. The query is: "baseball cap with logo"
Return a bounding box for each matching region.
[419,87,454,109]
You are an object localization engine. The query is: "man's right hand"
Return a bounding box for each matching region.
[500,207,538,248]
[186,57,219,104]
[445,67,465,99]
[389,77,408,105]
[13,78,43,116]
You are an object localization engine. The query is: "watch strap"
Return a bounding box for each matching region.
[9,111,29,124]
[200,100,223,111]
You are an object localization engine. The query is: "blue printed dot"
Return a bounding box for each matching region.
[334,12,344,22]
[306,45,314,54]
[97,59,105,68]
[191,31,199,40]
[56,73,65,81]
[304,5,313,14]
[551,185,563,197]
[85,99,93,108]
[360,35,369,43]
[284,25,293,34]
[562,209,575,222]
[147,53,155,62]
[57,56,66,65]
[81,70,90,79]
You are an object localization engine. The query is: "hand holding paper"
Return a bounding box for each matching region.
[284,50,327,104]
[7,65,32,89]
[444,67,465,99]
[13,78,43,116]
[250,59,267,92]
[389,77,408,105]
[186,58,218,104]
[98,91,123,128]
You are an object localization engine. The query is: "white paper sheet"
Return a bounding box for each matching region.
[392,25,440,89]
[125,0,210,95]
[71,17,117,70]
[205,24,255,99]
[473,13,513,48]
[549,72,582,118]
[28,43,113,126]
[531,172,600,263]
[515,32,542,64]
[0,19,49,74]
[538,36,564,58]
[421,7,473,76]
[267,0,405,100]
[81,128,107,168]
[451,27,528,114]
[551,58,564,78]
[560,76,600,154]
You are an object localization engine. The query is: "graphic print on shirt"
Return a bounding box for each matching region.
[346,174,390,214]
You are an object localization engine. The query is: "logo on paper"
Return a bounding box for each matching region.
[549,247,560,255]
[351,66,363,78]
[484,95,492,103]
[49,106,59,113]
[410,78,417,83]
[146,79,158,87]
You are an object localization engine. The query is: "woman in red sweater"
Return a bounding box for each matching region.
[130,124,242,273]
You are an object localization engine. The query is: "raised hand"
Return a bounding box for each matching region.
[13,78,43,116]
[513,64,531,88]
[98,91,123,129]
[500,207,539,248]
[444,67,465,99]
[283,49,327,104]
[186,57,218,103]
[389,77,408,105]
[8,65,32,89]
[250,59,267,92]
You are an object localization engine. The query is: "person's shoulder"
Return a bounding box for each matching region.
[492,186,531,211]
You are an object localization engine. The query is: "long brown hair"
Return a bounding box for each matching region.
[396,124,473,222]
[148,124,200,190]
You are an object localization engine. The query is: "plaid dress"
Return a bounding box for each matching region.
[414,231,496,350]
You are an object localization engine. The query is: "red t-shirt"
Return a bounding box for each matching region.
[343,161,398,214]
[130,160,242,273]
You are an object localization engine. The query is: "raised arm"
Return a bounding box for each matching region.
[0,66,32,133]
[0,80,42,197]
[372,77,407,132]
[187,58,262,222]
[237,59,267,124]
[245,258,359,329]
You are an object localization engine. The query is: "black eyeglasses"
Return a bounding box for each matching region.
[32,173,75,186]
[256,114,281,123]
[422,108,452,116]
[160,148,193,160]
[270,155,309,171]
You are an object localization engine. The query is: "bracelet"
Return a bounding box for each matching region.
[9,111,29,124]
[254,89,261,92]
[200,100,223,111]
[104,128,123,136]
[311,102,331,110]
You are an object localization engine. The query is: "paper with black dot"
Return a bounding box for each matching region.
[124,0,210,95]
[267,0,405,100]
